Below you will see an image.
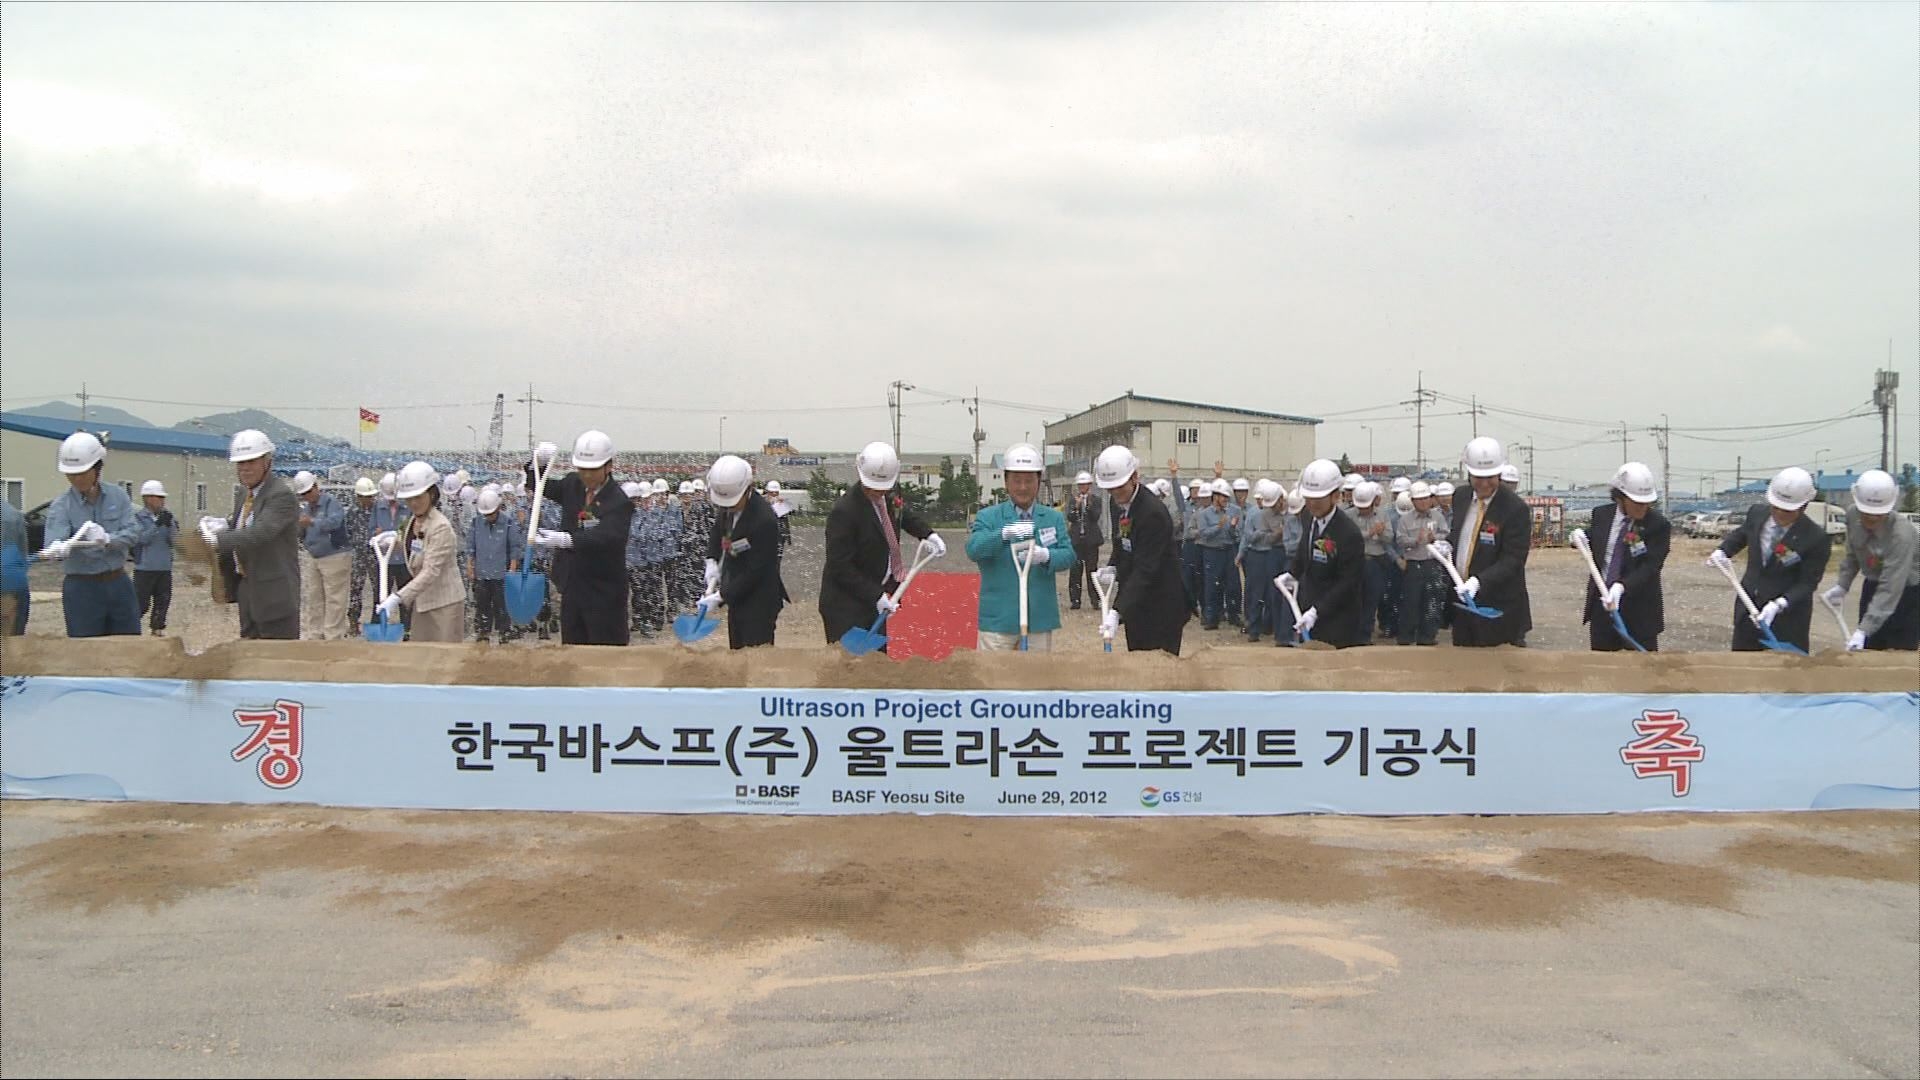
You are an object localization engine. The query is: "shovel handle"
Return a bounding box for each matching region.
[887,538,941,607]
[1570,531,1609,596]
[1712,558,1766,623]
[371,533,397,604]
[1820,592,1852,639]
[1012,540,1035,639]
[524,453,554,549]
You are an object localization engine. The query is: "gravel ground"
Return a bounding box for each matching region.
[24,528,1859,655]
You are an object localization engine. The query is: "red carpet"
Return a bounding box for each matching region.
[885,572,979,660]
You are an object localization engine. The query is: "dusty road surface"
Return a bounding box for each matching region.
[3,802,1915,1078]
[23,531,1872,655]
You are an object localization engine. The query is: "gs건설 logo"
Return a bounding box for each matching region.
[1140,786,1162,808]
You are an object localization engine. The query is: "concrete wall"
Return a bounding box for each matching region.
[2,429,235,515]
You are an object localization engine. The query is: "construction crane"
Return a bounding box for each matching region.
[487,393,505,453]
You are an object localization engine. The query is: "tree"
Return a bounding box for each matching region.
[898,477,935,521]
[804,467,837,515]
[938,460,981,519]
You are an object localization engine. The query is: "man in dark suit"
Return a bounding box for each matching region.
[1579,462,1671,651]
[1094,445,1189,655]
[1064,470,1105,611]
[1447,436,1533,647]
[701,455,787,649]
[206,429,302,640]
[532,430,635,645]
[1709,467,1830,653]
[1277,459,1367,648]
[819,442,945,648]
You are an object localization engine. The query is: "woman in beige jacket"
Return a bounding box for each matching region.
[377,461,467,642]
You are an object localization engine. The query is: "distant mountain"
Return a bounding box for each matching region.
[12,400,157,429]
[173,410,346,448]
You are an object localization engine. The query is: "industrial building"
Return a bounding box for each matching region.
[1043,393,1320,486]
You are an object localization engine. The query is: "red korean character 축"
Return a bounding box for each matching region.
[1618,709,1703,798]
[232,699,305,789]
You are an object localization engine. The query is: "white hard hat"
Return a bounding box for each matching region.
[1253,478,1283,507]
[1767,467,1816,512]
[140,479,167,497]
[1395,493,1414,514]
[621,481,644,499]
[691,478,707,493]
[856,441,902,491]
[1410,481,1433,499]
[57,432,107,474]
[290,470,318,495]
[707,454,753,508]
[1149,478,1172,497]
[1500,464,1521,484]
[572,430,615,469]
[1003,443,1045,474]
[534,441,559,466]
[459,485,478,506]
[677,480,695,496]
[1075,471,1094,486]
[477,490,502,515]
[1352,481,1381,509]
[453,469,471,488]
[379,472,397,496]
[228,429,275,463]
[1231,478,1250,492]
[1285,489,1306,514]
[1853,469,1899,515]
[395,460,438,500]
[1463,436,1506,478]
[1612,462,1659,505]
[766,480,781,494]
[1390,477,1411,494]
[1340,473,1362,492]
[1211,479,1233,497]
[354,477,378,497]
[1434,481,1456,497]
[1093,445,1138,490]
[1298,459,1343,499]
[651,478,669,495]
[1189,477,1205,490]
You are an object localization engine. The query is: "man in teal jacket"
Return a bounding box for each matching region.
[967,443,1075,650]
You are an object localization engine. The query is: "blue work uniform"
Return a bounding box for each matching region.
[46,481,141,637]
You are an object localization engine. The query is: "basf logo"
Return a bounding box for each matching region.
[1140,786,1201,808]
[1140,786,1162,808]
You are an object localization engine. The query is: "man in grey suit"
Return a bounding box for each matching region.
[199,429,302,640]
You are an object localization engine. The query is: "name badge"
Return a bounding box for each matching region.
[1479,530,1497,546]
[1780,550,1801,567]
[1311,547,1329,564]
[1039,527,1057,546]
[1629,541,1647,557]
[1121,538,1133,553]
[410,540,424,556]
[731,538,752,554]
[582,518,600,529]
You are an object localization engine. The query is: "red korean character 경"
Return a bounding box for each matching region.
[232,699,304,789]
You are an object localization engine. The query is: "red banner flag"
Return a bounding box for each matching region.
[359,407,379,433]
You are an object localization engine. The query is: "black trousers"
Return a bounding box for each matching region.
[728,604,779,649]
[1860,578,1920,650]
[472,579,508,639]
[1124,618,1183,657]
[562,586,630,646]
[1068,542,1100,607]
[1589,615,1658,652]
[134,569,173,631]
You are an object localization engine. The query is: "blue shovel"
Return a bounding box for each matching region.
[1570,530,1646,653]
[840,538,940,657]
[673,548,727,645]
[1714,558,1808,656]
[363,533,406,643]
[1437,549,1505,620]
[503,452,554,627]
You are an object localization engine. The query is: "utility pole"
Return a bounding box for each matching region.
[487,394,506,453]
[1401,370,1438,474]
[1736,455,1742,491]
[967,387,985,486]
[1468,395,1484,439]
[516,384,542,449]
[1873,365,1899,472]
[1651,415,1671,506]
[78,382,90,425]
[1511,441,1535,492]
[888,380,914,453]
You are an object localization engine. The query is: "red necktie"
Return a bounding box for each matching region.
[875,500,905,580]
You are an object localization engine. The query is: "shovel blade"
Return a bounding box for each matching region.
[839,619,889,656]
[363,613,405,643]
[503,570,547,626]
[1607,611,1648,653]
[1757,626,1808,656]
[672,611,719,644]
[1453,601,1504,620]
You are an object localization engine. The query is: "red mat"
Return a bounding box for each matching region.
[884,572,979,660]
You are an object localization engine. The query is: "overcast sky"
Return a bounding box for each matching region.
[3,2,1914,489]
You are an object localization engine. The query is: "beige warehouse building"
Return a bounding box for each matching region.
[1044,393,1320,486]
[2,412,236,517]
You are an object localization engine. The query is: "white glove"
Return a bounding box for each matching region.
[37,540,70,561]
[1603,582,1625,612]
[1275,572,1297,593]
[71,521,108,545]
[1296,606,1319,634]
[1822,584,1847,607]
[876,594,900,616]
[378,594,404,622]
[704,558,721,590]
[1568,527,1588,550]
[1756,597,1787,627]
[1029,544,1050,566]
[923,533,946,558]
[199,516,227,546]
[534,441,558,466]
[1093,566,1117,591]
[695,592,723,618]
[1000,521,1034,543]
[534,528,574,549]
[1846,629,1868,652]
[1456,576,1481,602]
[1707,549,1734,572]
[368,530,398,552]
[1100,609,1120,638]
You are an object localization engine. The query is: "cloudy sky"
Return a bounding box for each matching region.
[4,2,1914,489]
